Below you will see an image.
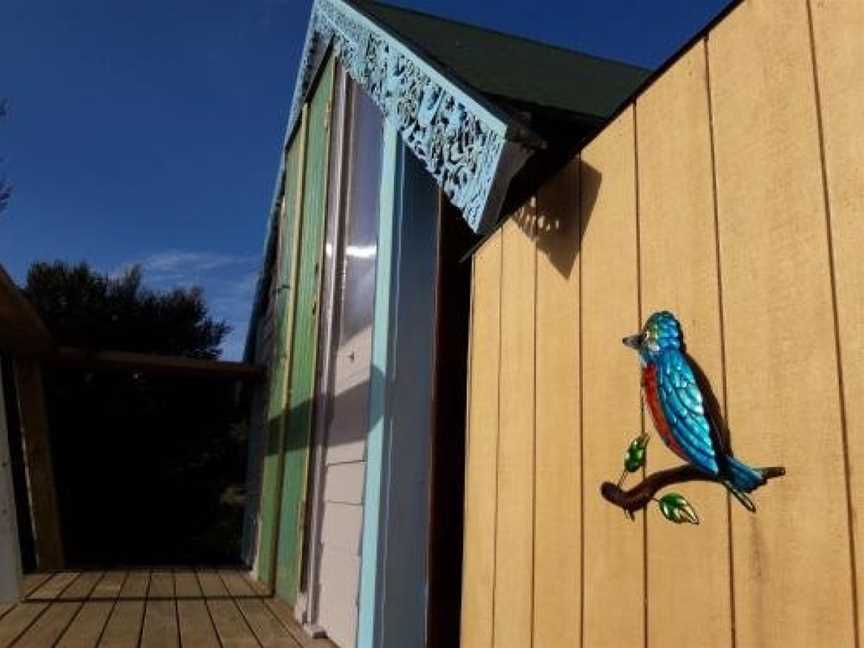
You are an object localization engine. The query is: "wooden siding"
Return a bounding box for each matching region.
[0,360,22,602]
[275,57,336,604]
[256,107,308,588]
[461,1,864,647]
[810,1,864,641]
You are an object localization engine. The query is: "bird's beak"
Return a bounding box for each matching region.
[622,334,641,349]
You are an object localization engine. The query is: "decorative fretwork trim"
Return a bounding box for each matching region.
[286,0,537,232]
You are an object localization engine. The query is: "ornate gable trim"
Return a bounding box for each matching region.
[286,0,539,232]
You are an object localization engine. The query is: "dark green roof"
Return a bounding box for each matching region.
[360,2,651,121]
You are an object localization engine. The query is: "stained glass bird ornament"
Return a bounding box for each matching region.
[623,311,771,512]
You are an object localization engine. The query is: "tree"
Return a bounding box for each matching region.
[0,100,10,213]
[24,261,229,357]
[22,261,246,566]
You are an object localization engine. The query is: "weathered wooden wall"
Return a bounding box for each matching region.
[460,1,863,647]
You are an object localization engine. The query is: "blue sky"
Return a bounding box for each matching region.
[0,0,730,359]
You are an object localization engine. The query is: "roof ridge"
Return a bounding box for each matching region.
[362,0,651,73]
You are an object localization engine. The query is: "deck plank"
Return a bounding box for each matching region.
[237,598,300,648]
[197,570,229,598]
[207,599,261,647]
[264,599,334,648]
[100,600,145,648]
[14,601,81,647]
[174,571,202,599]
[56,601,114,648]
[219,571,257,598]
[91,571,126,601]
[0,602,49,645]
[22,573,53,596]
[141,599,179,648]
[241,574,270,597]
[119,571,150,600]
[147,572,174,599]
[177,600,220,648]
[60,571,104,600]
[28,571,80,601]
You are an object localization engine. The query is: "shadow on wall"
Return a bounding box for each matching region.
[250,362,385,575]
[511,158,602,281]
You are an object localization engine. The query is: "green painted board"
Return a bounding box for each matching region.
[257,109,307,586]
[275,57,335,603]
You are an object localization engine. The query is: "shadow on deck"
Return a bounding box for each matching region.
[0,569,336,647]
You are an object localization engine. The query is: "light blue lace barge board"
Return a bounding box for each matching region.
[285,0,542,233]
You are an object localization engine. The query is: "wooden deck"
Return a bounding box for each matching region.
[0,569,335,647]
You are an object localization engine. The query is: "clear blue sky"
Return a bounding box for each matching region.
[0,0,730,359]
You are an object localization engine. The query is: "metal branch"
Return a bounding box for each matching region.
[601,465,786,514]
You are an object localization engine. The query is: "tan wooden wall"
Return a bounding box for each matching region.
[460,1,863,647]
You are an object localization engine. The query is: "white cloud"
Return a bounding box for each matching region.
[141,250,257,274]
[111,250,261,360]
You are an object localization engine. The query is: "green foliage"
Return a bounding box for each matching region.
[24,261,229,358]
[658,492,699,525]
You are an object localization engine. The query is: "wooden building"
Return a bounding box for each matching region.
[460,2,864,648]
[241,2,648,647]
[240,0,863,647]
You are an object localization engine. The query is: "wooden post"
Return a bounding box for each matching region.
[14,358,64,570]
[0,360,22,602]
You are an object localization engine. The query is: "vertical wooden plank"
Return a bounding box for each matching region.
[358,121,399,648]
[60,571,103,600]
[197,569,229,599]
[15,601,81,647]
[636,43,732,648]
[100,601,146,648]
[236,598,300,648]
[460,231,502,648]
[142,571,178,647]
[13,359,64,569]
[22,573,52,596]
[207,599,261,648]
[275,56,336,604]
[265,598,333,648]
[258,109,308,588]
[810,1,864,641]
[0,602,48,645]
[580,109,643,648]
[29,572,79,601]
[56,601,115,648]
[0,360,22,603]
[118,571,149,600]
[532,162,581,648]
[219,570,257,598]
[177,600,221,648]
[91,571,126,600]
[148,572,174,599]
[493,215,536,648]
[709,2,854,646]
[376,142,440,648]
[174,571,203,599]
[141,599,178,648]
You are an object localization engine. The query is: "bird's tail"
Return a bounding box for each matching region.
[723,456,770,513]
[727,456,766,492]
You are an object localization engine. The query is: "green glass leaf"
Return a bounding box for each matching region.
[658,492,699,525]
[623,433,649,473]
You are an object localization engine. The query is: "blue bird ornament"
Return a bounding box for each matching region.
[623,311,770,512]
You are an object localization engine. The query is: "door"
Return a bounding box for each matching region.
[301,74,385,647]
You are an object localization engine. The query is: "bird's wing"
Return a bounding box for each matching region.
[657,349,720,475]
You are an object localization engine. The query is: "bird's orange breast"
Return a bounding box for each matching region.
[643,364,687,461]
